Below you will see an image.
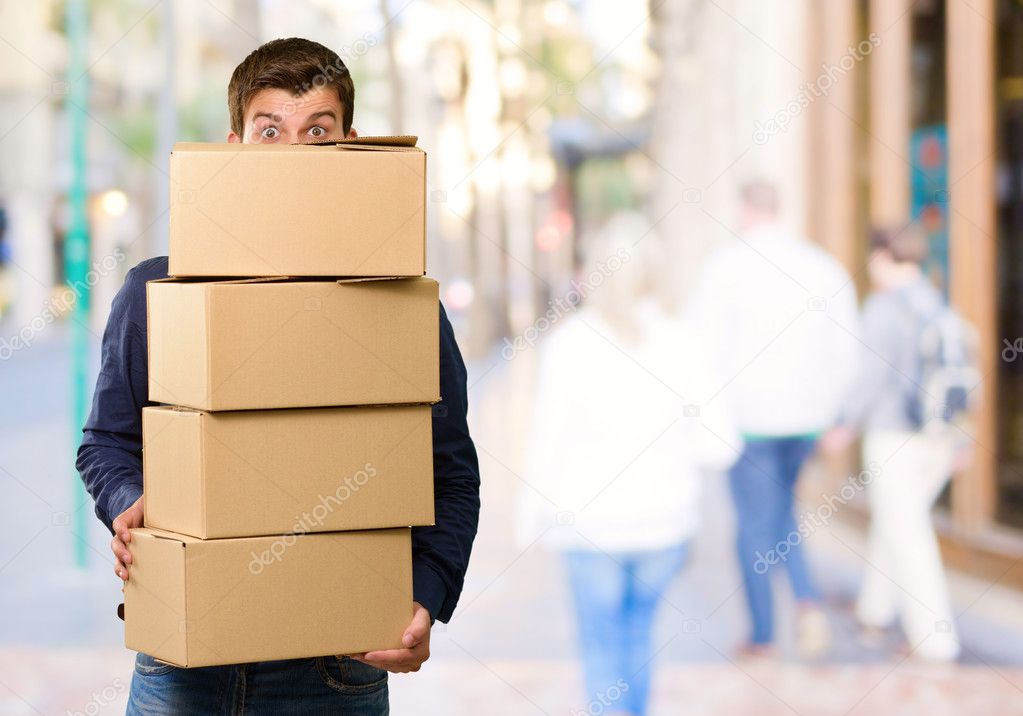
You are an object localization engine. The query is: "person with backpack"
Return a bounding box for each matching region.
[821,223,976,663]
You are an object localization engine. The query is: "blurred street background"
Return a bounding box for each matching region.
[2,0,1023,714]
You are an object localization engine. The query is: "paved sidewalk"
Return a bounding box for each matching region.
[4,648,1021,715]
[1,329,1022,714]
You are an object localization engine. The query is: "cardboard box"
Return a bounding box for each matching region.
[143,404,435,539]
[124,527,413,667]
[169,136,426,277]
[147,277,440,411]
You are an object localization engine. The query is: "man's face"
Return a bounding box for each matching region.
[228,86,356,144]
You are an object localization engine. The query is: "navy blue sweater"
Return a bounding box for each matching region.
[76,256,480,623]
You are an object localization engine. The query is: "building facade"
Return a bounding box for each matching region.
[806,0,1023,580]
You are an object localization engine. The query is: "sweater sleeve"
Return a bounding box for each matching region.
[410,303,481,622]
[838,294,903,431]
[76,267,149,531]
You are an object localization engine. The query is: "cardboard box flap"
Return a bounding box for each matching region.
[154,276,413,287]
[335,276,404,284]
[143,527,199,544]
[150,276,294,286]
[171,136,420,154]
[312,134,418,149]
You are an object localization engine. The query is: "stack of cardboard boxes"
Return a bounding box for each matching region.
[125,136,437,668]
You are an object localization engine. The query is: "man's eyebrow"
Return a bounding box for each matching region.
[305,110,337,123]
[251,111,279,122]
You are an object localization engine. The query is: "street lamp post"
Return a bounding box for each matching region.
[66,0,90,569]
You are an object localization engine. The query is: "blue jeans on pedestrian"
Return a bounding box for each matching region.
[127,653,388,715]
[564,544,688,716]
[728,436,821,645]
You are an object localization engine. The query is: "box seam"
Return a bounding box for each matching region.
[145,282,153,405]
[141,411,149,526]
[199,413,208,540]
[181,541,189,667]
[421,153,427,273]
[204,287,213,411]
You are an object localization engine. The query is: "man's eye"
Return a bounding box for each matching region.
[308,126,325,137]
[261,127,280,139]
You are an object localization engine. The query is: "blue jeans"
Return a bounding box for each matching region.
[728,436,821,645]
[127,654,388,715]
[564,544,688,716]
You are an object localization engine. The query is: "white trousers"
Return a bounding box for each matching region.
[856,429,960,661]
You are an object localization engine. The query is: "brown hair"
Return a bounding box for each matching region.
[228,38,355,137]
[870,223,928,264]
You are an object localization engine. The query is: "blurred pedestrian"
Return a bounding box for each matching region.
[687,180,859,659]
[821,224,976,662]
[517,214,739,716]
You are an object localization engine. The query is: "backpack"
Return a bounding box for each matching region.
[905,295,980,430]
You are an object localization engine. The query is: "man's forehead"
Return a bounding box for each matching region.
[245,87,342,121]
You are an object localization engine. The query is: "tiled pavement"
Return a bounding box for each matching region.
[4,649,1021,715]
[2,330,1022,714]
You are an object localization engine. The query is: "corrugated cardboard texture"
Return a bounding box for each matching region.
[125,527,413,667]
[147,277,440,410]
[123,530,188,666]
[143,404,435,538]
[146,278,209,410]
[143,407,206,539]
[169,140,426,277]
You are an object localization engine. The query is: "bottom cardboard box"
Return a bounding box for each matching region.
[124,527,412,667]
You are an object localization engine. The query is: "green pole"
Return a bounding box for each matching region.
[66,0,90,569]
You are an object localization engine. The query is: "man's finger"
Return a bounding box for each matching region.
[360,648,406,662]
[358,648,416,670]
[113,553,130,581]
[402,629,422,648]
[402,609,430,647]
[113,519,131,545]
[111,537,132,566]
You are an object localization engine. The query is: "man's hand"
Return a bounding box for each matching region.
[111,496,144,581]
[351,602,432,673]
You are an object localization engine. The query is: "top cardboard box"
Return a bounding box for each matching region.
[169,136,426,277]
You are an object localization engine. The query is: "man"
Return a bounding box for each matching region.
[688,180,858,659]
[76,38,481,714]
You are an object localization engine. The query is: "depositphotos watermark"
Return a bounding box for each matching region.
[752,32,881,145]
[278,32,378,117]
[752,461,881,575]
[290,33,378,97]
[500,247,631,361]
[571,678,630,716]
[65,677,126,716]
[1002,337,1023,362]
[0,247,126,361]
[261,33,378,130]
[248,463,377,574]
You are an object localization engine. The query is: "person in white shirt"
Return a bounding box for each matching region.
[687,181,859,658]
[518,215,739,715]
